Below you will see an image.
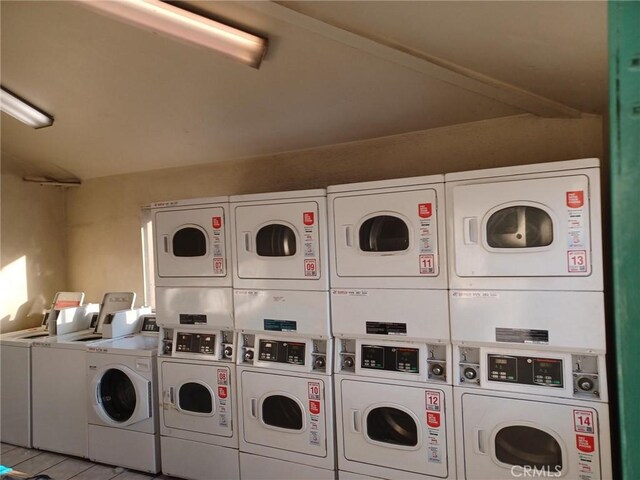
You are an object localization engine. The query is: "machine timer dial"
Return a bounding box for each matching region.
[464,367,477,380]
[430,364,444,376]
[343,356,355,368]
[244,350,254,361]
[314,356,326,369]
[578,377,595,392]
[223,346,233,359]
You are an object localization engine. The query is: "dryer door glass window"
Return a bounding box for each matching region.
[178,382,213,414]
[359,216,409,252]
[366,406,418,446]
[486,206,553,248]
[495,426,562,470]
[99,369,136,422]
[262,395,303,430]
[173,227,207,257]
[256,224,297,257]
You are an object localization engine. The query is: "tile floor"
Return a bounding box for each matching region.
[0,443,172,480]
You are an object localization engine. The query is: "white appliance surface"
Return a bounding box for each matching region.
[335,375,455,480]
[161,436,240,480]
[328,174,446,289]
[331,288,449,342]
[240,452,336,480]
[156,285,234,329]
[449,289,606,352]
[234,289,331,338]
[86,334,159,473]
[455,388,612,479]
[152,196,231,287]
[445,158,603,291]
[237,367,335,471]
[230,189,329,291]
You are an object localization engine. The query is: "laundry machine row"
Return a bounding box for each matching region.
[146,157,610,480]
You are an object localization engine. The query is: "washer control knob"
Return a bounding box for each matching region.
[223,346,233,358]
[464,367,477,380]
[163,342,172,354]
[343,356,355,369]
[430,364,444,376]
[578,377,594,391]
[314,356,326,369]
[244,350,254,361]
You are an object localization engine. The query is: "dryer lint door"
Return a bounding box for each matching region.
[161,362,232,437]
[92,365,150,427]
[451,174,592,278]
[241,370,327,457]
[340,379,449,478]
[459,393,603,479]
[234,202,321,281]
[155,206,227,278]
[332,189,440,278]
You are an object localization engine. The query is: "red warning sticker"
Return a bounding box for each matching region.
[212,216,222,229]
[576,434,595,453]
[218,386,228,399]
[566,191,584,208]
[54,300,81,309]
[303,211,315,226]
[427,412,441,428]
[418,203,433,218]
[309,400,321,415]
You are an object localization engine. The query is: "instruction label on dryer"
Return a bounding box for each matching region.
[424,390,443,464]
[217,368,229,427]
[303,210,318,277]
[566,190,588,273]
[418,203,437,275]
[308,382,322,446]
[573,409,597,480]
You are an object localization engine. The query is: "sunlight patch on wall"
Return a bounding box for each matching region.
[0,255,28,325]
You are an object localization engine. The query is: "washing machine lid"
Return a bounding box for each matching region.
[91,364,151,427]
[339,378,449,477]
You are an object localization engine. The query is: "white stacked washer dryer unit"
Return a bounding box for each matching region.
[0,292,85,448]
[328,175,455,480]
[153,196,239,480]
[86,315,161,473]
[230,189,335,479]
[31,292,137,458]
[445,158,612,479]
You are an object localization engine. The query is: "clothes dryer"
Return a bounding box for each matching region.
[237,333,335,479]
[86,315,160,473]
[334,340,455,480]
[157,326,239,480]
[0,292,85,447]
[445,158,603,291]
[152,197,233,329]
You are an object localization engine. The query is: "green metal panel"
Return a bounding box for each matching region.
[610,1,640,478]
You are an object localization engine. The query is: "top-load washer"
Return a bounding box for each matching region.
[445,158,603,291]
[230,189,330,337]
[0,292,85,447]
[152,196,233,329]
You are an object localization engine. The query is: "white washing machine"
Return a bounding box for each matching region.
[30,294,140,458]
[157,326,239,480]
[86,315,160,473]
[152,196,233,328]
[445,158,603,292]
[0,292,85,447]
[334,340,455,480]
[236,333,335,479]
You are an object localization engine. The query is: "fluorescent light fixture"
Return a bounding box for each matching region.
[0,87,54,129]
[79,0,268,68]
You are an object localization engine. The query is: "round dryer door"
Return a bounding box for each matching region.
[359,215,410,253]
[262,394,304,431]
[494,425,563,471]
[92,366,151,427]
[365,406,419,447]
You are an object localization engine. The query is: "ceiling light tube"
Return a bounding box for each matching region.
[78,0,268,68]
[0,87,54,129]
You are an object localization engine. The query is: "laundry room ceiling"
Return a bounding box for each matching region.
[0,1,606,181]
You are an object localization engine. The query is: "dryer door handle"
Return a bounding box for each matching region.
[163,235,169,253]
[474,428,488,455]
[249,398,258,419]
[244,232,253,252]
[344,225,354,248]
[350,409,361,433]
[463,217,479,245]
[168,387,175,405]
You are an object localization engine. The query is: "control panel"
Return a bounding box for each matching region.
[140,315,160,333]
[176,332,216,355]
[361,345,419,373]
[488,355,563,388]
[159,327,235,362]
[259,340,306,365]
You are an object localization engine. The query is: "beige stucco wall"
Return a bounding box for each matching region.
[1,161,68,333]
[65,113,604,303]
